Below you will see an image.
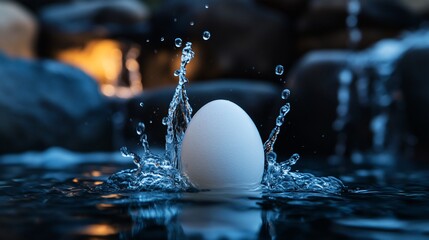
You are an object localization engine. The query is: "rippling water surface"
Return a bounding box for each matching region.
[1,149,428,240]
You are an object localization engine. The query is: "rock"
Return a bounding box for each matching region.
[396,46,429,157]
[284,51,353,156]
[0,2,37,58]
[38,0,150,56]
[0,53,113,153]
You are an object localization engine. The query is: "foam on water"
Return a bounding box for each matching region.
[106,42,346,194]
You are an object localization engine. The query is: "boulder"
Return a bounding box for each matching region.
[396,46,429,158]
[0,1,37,58]
[0,53,113,153]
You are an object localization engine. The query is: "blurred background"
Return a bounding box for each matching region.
[1,0,429,165]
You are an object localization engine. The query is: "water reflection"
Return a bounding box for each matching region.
[78,224,118,236]
[124,191,263,239]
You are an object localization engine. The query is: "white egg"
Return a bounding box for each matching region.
[181,99,264,190]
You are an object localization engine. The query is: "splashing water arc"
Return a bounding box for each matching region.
[106,42,346,194]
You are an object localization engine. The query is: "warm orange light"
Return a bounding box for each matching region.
[101,194,121,199]
[57,39,122,85]
[91,171,102,177]
[96,203,114,210]
[79,224,117,236]
[93,181,103,186]
[57,39,143,98]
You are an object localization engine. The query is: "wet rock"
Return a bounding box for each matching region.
[0,54,113,153]
[396,47,429,157]
[38,0,150,56]
[283,51,351,156]
[0,2,37,58]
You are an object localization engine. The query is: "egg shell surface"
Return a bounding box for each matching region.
[181,99,264,189]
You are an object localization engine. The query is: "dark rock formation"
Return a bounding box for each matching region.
[0,53,113,153]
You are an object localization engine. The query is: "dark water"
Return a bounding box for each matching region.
[1,149,429,240]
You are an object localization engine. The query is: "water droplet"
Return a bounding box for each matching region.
[289,153,300,165]
[205,4,209,9]
[162,117,169,125]
[160,37,165,42]
[280,103,290,115]
[120,147,129,157]
[350,29,362,44]
[202,31,211,40]
[190,21,195,26]
[348,0,361,14]
[136,122,145,135]
[346,15,358,28]
[275,65,284,75]
[139,102,144,107]
[276,116,285,126]
[281,89,290,100]
[175,38,182,47]
[339,69,353,84]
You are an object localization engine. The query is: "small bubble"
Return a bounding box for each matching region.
[275,65,284,75]
[175,38,182,47]
[136,122,145,135]
[281,89,290,100]
[202,31,211,40]
[205,4,209,9]
[139,102,144,107]
[160,37,165,42]
[173,18,177,22]
[146,39,150,43]
[190,21,195,26]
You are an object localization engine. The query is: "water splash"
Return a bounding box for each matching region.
[261,90,345,193]
[164,42,194,169]
[106,42,195,192]
[106,47,346,194]
[262,67,346,193]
